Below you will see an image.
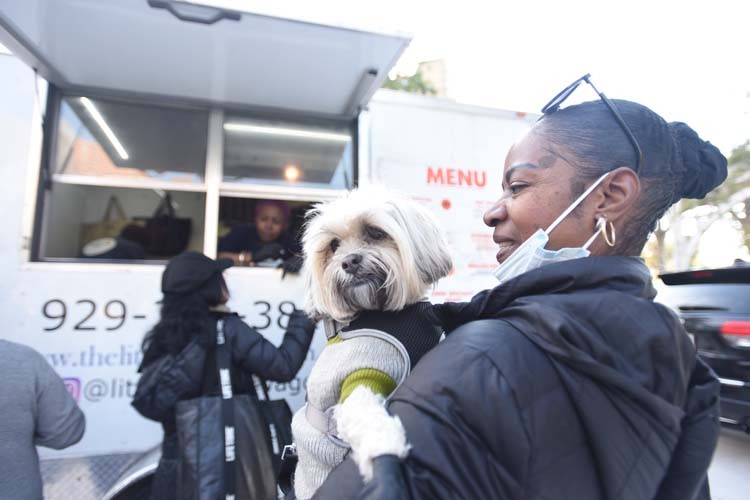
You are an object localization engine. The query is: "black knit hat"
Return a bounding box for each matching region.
[161,251,232,295]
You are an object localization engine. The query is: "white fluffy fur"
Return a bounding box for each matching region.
[302,187,453,322]
[298,187,450,488]
[335,386,411,482]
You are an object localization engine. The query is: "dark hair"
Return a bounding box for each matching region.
[535,99,727,254]
[140,272,227,369]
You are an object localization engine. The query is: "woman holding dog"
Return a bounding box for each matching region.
[314,75,726,500]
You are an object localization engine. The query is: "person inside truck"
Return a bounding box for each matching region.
[131,251,316,500]
[313,75,727,500]
[218,199,301,269]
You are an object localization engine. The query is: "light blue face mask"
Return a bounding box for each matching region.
[492,171,610,284]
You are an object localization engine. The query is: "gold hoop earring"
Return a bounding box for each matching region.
[603,220,616,247]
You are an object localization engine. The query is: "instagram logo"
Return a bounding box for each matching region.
[63,378,81,402]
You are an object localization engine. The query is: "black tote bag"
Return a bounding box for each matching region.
[144,193,191,256]
[252,377,294,475]
[175,319,293,500]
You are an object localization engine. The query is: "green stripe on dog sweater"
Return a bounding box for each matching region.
[339,368,397,403]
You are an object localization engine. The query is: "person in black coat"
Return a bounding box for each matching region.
[314,76,727,500]
[132,251,316,500]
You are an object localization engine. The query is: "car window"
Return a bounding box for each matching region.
[657,284,750,314]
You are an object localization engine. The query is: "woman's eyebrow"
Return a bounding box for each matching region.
[504,162,538,184]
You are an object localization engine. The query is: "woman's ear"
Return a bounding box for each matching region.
[593,167,641,221]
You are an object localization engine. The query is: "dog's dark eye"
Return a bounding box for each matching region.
[329,238,340,252]
[364,225,387,241]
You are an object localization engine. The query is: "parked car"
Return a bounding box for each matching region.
[657,264,750,433]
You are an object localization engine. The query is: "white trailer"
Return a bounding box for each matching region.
[0,1,535,498]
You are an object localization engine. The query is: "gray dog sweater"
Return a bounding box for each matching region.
[292,303,440,499]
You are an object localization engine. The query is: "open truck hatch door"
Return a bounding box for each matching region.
[0,0,409,118]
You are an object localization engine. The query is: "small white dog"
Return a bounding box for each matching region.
[290,187,452,499]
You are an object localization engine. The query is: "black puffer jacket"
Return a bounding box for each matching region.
[314,257,720,500]
[133,309,315,500]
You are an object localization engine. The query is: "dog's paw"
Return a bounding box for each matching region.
[335,386,410,481]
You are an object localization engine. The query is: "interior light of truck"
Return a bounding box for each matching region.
[720,321,750,348]
[284,165,301,182]
[223,123,350,142]
[79,97,130,160]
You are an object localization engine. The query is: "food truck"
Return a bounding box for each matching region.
[0,1,536,497]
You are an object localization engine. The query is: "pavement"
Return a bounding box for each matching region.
[708,427,750,500]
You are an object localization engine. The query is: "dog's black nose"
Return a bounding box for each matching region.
[341,253,362,274]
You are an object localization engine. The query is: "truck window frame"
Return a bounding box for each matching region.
[30,83,358,264]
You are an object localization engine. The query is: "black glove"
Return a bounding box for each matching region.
[253,242,284,262]
[281,255,304,278]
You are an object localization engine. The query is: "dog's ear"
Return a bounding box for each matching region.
[302,262,325,319]
[389,200,453,285]
[415,230,453,284]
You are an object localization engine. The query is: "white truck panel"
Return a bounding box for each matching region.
[367,90,536,301]
[0,56,536,500]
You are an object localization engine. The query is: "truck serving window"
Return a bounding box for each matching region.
[37,94,209,262]
[33,90,354,264]
[215,113,355,266]
[217,196,312,267]
[223,115,354,189]
[54,96,208,183]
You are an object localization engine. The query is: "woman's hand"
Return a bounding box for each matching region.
[217,251,253,266]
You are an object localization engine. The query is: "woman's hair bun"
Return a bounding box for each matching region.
[669,122,727,200]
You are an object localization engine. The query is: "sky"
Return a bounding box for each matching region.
[199,0,750,156]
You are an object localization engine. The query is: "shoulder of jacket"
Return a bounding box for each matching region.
[220,313,246,330]
[447,318,526,348]
[402,320,554,432]
[438,319,551,379]
[217,312,242,325]
[1,339,41,359]
[3,341,53,379]
[221,315,262,347]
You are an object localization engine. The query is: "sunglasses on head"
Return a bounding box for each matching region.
[541,73,643,174]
